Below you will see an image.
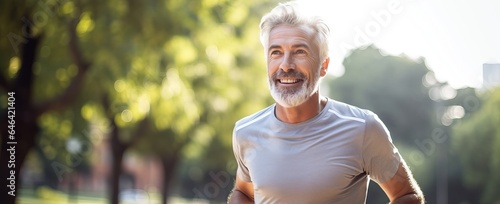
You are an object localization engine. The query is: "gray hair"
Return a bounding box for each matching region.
[259,1,330,61]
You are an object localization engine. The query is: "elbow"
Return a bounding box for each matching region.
[391,192,425,204]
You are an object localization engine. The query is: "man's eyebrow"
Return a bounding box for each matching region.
[268,43,310,51]
[292,43,310,49]
[268,44,281,51]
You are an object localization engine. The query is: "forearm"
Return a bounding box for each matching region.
[390,193,425,204]
[228,189,254,204]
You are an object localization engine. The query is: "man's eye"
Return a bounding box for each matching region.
[270,50,281,55]
[295,50,306,54]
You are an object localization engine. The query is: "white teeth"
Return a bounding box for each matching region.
[280,79,299,84]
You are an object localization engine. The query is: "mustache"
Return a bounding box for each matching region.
[271,69,306,80]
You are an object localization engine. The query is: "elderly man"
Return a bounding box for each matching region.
[228,2,424,203]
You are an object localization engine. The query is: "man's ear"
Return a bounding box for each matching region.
[320,57,330,77]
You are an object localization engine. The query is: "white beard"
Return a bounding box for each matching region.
[268,69,321,107]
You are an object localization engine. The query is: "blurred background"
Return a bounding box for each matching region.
[0,0,499,203]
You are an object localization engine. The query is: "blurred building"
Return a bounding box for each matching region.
[483,63,500,88]
[88,137,163,193]
[54,135,163,195]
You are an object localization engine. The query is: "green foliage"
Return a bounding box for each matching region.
[2,0,278,201]
[453,88,500,204]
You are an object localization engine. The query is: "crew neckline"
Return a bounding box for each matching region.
[272,97,332,127]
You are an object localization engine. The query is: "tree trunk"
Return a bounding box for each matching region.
[108,121,126,204]
[101,93,149,204]
[161,155,179,204]
[109,146,125,204]
[0,23,41,204]
[0,15,88,204]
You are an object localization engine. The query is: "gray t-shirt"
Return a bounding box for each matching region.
[232,98,401,204]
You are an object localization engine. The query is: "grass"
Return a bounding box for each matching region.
[18,187,108,204]
[17,187,209,204]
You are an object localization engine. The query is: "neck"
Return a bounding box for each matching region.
[275,92,327,124]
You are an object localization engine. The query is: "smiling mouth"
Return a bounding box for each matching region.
[278,79,303,84]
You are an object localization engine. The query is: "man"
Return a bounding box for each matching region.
[228,2,424,203]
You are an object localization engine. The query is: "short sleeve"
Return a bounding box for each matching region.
[232,128,251,182]
[362,113,401,183]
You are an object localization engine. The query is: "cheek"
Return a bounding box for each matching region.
[302,59,320,74]
[267,61,280,76]
[305,58,320,67]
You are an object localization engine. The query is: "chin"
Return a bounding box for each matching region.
[271,89,313,107]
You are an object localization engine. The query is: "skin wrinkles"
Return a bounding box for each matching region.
[229,4,424,203]
[267,24,327,109]
[267,24,322,79]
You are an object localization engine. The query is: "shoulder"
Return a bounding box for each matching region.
[326,99,377,124]
[234,104,275,133]
[327,99,388,136]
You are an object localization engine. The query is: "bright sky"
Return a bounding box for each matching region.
[297,0,500,88]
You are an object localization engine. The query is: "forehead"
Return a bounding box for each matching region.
[268,24,316,48]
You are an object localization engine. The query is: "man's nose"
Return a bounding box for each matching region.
[279,52,295,72]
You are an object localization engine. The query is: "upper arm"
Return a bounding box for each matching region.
[378,160,424,203]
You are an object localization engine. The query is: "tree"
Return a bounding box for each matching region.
[0,1,91,203]
[452,88,500,204]
[444,87,483,203]
[2,1,277,204]
[130,0,276,202]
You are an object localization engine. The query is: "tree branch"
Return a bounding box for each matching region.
[100,93,115,127]
[101,93,149,149]
[11,15,42,105]
[124,117,150,149]
[34,17,91,116]
[101,93,125,150]
[0,70,10,92]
